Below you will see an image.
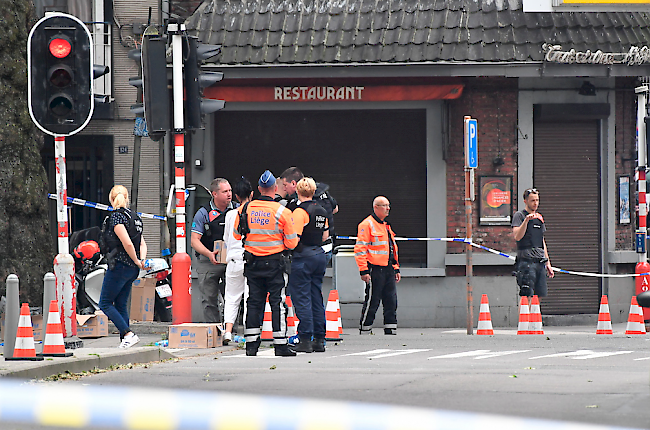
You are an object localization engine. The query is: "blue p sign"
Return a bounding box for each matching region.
[465,118,478,168]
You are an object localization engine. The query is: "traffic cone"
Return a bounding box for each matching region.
[476,294,494,335]
[329,289,344,335]
[6,303,43,361]
[285,295,299,338]
[41,300,73,357]
[528,295,544,335]
[596,295,613,335]
[261,293,273,341]
[325,290,342,341]
[625,296,646,335]
[517,296,530,335]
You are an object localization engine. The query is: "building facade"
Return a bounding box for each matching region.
[181,0,650,326]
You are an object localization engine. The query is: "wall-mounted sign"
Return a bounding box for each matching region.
[543,44,650,66]
[619,175,631,224]
[204,84,464,102]
[479,176,512,226]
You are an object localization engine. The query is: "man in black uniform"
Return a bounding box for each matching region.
[191,178,234,322]
[511,188,554,298]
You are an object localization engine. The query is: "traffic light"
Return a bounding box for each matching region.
[184,36,225,131]
[129,35,170,141]
[28,13,107,136]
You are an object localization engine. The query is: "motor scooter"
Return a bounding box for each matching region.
[70,227,172,321]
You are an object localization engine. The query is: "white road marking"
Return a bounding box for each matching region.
[633,356,650,361]
[428,350,491,360]
[331,349,392,358]
[529,350,595,360]
[368,349,432,359]
[571,351,633,360]
[473,350,531,360]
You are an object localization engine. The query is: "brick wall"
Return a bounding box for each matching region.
[446,77,519,260]
[615,77,637,251]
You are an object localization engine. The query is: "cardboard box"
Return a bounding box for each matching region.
[76,311,109,338]
[213,240,228,264]
[32,315,44,342]
[130,277,157,322]
[168,323,223,348]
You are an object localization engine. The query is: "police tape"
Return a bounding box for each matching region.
[0,379,629,430]
[336,236,650,279]
[47,194,167,221]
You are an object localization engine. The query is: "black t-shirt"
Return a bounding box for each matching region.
[512,209,546,260]
[106,210,141,267]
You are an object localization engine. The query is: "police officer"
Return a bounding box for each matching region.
[287,177,329,353]
[355,196,400,335]
[233,170,299,356]
[511,188,554,299]
[191,178,234,322]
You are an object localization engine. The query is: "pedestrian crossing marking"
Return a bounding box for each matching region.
[571,351,633,360]
[529,350,595,360]
[428,350,530,360]
[633,356,650,361]
[473,350,531,360]
[331,349,392,358]
[369,349,431,359]
[427,350,491,360]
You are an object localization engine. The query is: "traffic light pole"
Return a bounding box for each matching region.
[53,136,80,343]
[169,23,192,324]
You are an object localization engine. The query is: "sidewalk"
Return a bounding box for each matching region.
[0,322,239,380]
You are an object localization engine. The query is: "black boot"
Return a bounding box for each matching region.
[293,335,313,353]
[274,344,297,356]
[384,328,396,335]
[312,338,326,352]
[246,339,261,356]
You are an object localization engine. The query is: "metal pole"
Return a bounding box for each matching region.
[3,274,20,360]
[636,87,648,263]
[169,23,192,324]
[465,166,474,335]
[53,136,79,342]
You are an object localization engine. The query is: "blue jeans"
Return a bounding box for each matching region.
[288,252,327,338]
[99,261,140,336]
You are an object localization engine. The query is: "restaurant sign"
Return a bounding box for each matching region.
[543,43,650,66]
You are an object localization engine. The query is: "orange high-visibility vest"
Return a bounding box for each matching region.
[354,214,399,274]
[233,196,299,256]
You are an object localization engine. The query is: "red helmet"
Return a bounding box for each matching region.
[74,240,100,261]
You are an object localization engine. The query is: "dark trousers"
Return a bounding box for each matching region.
[288,252,327,339]
[244,257,287,345]
[360,265,397,330]
[99,261,140,336]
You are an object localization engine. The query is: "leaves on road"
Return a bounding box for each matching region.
[270,365,277,370]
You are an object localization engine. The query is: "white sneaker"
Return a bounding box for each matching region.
[223,332,232,345]
[119,333,140,348]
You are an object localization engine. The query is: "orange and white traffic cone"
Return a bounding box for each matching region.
[285,295,299,338]
[325,290,342,341]
[6,303,43,361]
[528,295,544,335]
[517,296,530,335]
[41,300,73,357]
[261,294,273,341]
[476,294,494,335]
[596,295,613,335]
[328,289,344,335]
[625,296,646,335]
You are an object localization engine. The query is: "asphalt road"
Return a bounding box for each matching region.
[41,326,650,429]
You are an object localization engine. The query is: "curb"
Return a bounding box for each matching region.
[1,347,175,380]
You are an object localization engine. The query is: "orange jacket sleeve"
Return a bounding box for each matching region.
[354,218,371,275]
[279,207,299,250]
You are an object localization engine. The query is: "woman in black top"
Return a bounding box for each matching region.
[98,185,147,348]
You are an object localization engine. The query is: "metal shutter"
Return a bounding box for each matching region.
[533,121,601,314]
[212,109,427,266]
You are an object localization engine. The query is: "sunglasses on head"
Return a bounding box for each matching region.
[523,188,539,198]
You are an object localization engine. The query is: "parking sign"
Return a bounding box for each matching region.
[465,117,478,168]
